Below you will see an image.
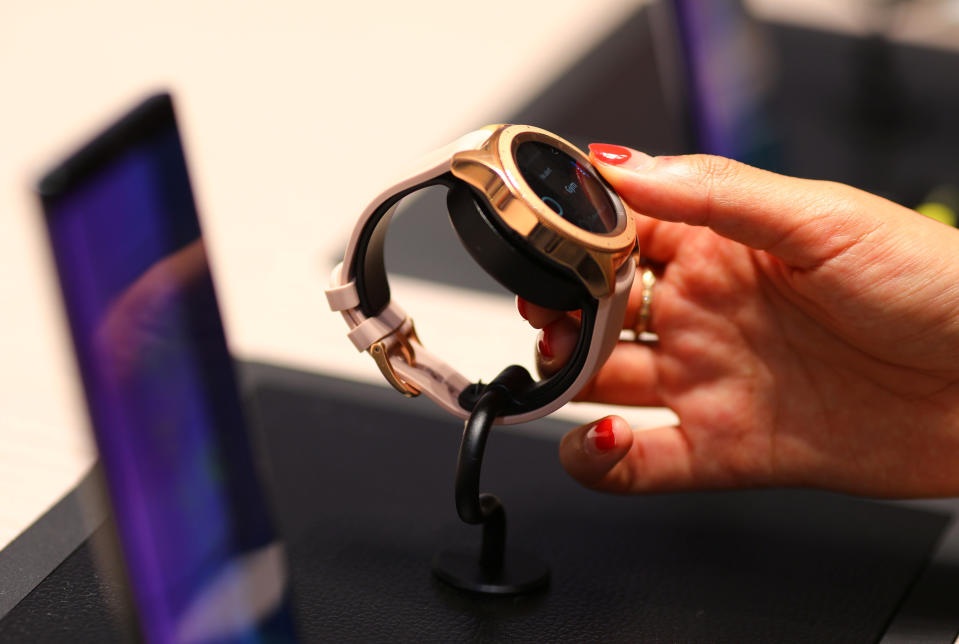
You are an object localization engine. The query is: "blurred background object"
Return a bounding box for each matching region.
[917,184,959,225]
[747,0,959,204]
[33,94,296,641]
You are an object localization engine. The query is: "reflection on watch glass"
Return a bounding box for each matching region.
[515,141,619,234]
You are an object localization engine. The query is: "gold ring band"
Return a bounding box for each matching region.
[633,267,656,338]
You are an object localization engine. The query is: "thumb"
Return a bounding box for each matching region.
[589,144,879,270]
[558,416,635,489]
[560,417,767,493]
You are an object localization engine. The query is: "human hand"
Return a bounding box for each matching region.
[524,144,959,497]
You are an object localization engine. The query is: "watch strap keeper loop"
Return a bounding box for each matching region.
[346,301,409,352]
[325,263,360,312]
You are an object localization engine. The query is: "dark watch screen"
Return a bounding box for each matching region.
[515,141,619,234]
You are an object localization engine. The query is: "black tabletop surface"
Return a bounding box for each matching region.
[1,363,950,643]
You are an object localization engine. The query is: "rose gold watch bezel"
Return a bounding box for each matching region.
[450,124,636,298]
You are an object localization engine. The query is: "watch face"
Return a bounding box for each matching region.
[515,141,619,234]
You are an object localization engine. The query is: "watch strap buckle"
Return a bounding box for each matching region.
[369,319,421,397]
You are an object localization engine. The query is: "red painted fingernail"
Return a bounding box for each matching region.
[538,326,554,359]
[517,298,528,320]
[588,143,632,166]
[590,417,616,451]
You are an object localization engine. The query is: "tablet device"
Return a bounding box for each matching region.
[37,93,296,643]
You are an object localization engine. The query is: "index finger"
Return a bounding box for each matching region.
[589,144,881,270]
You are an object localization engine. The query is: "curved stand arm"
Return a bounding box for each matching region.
[455,384,508,571]
[432,367,550,595]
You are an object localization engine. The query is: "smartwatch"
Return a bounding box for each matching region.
[326,124,637,424]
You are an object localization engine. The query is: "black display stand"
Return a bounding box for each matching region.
[432,371,549,595]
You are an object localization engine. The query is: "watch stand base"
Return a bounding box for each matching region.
[432,367,551,596]
[432,547,549,595]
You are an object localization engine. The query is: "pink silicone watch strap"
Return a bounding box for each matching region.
[325,129,633,424]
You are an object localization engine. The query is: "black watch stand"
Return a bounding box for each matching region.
[431,366,551,595]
